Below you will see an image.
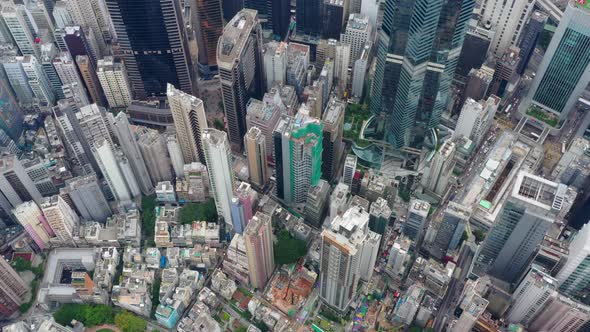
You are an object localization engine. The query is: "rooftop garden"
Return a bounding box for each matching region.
[526,106,558,127]
[344,103,373,148]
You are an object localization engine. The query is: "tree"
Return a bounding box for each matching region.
[53,304,114,327]
[115,311,147,332]
[179,200,218,224]
[213,118,224,130]
[11,257,31,271]
[141,195,157,246]
[472,229,486,243]
[273,230,307,265]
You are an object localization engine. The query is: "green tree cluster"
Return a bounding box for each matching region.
[141,195,157,246]
[115,311,147,332]
[11,257,31,271]
[179,200,218,224]
[273,230,307,265]
[472,229,486,243]
[53,304,115,327]
[151,277,161,318]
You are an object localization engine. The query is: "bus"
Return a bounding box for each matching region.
[504,104,513,114]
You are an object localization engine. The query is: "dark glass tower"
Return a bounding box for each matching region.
[517,11,548,75]
[371,0,475,165]
[296,0,322,36]
[194,0,224,78]
[105,0,194,99]
[244,0,290,39]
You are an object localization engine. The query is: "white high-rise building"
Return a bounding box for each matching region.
[2,58,34,107]
[360,0,380,32]
[202,129,235,230]
[330,182,350,221]
[320,206,379,312]
[52,52,85,88]
[136,127,173,184]
[92,139,134,203]
[52,1,74,29]
[506,266,557,325]
[112,113,153,195]
[62,0,109,55]
[76,104,113,149]
[342,154,357,188]
[352,44,369,98]
[422,138,456,196]
[167,84,208,164]
[480,0,534,58]
[166,134,185,178]
[341,14,372,63]
[97,56,133,108]
[556,221,590,300]
[334,43,350,89]
[453,96,500,146]
[528,295,590,332]
[21,55,56,109]
[263,41,287,89]
[40,195,78,247]
[1,3,39,57]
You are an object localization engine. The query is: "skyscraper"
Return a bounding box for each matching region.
[273,112,323,204]
[76,104,114,150]
[1,3,40,57]
[136,128,173,184]
[96,56,133,109]
[244,126,268,189]
[40,195,79,247]
[193,0,224,78]
[296,0,322,36]
[217,9,264,151]
[61,173,112,223]
[244,0,290,39]
[167,83,208,164]
[202,129,235,230]
[0,65,23,140]
[52,52,85,89]
[244,211,274,289]
[480,0,534,58]
[245,98,281,164]
[63,0,110,55]
[342,154,357,189]
[112,112,154,195]
[76,55,106,106]
[528,295,590,332]
[340,14,373,63]
[0,256,28,318]
[53,101,99,175]
[520,1,590,122]
[321,97,344,182]
[92,139,137,203]
[371,0,475,165]
[263,41,287,88]
[430,202,471,260]
[105,0,194,98]
[403,199,430,241]
[320,206,379,312]
[516,11,548,75]
[421,138,456,197]
[231,182,254,234]
[40,43,65,101]
[323,0,347,39]
[475,172,572,284]
[0,154,42,214]
[21,55,56,110]
[556,221,590,302]
[12,201,54,250]
[506,266,557,325]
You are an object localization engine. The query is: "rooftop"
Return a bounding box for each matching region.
[218,9,258,69]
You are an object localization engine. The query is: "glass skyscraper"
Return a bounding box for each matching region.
[521,1,590,121]
[105,0,194,99]
[371,0,475,163]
